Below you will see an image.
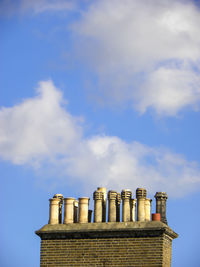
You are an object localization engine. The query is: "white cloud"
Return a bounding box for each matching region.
[66,136,200,197]
[72,0,200,116]
[0,80,200,197]
[0,80,82,165]
[2,0,200,116]
[136,64,200,116]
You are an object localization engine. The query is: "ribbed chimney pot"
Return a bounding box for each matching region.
[136,188,147,222]
[121,189,132,222]
[93,190,103,223]
[154,192,168,224]
[108,190,117,222]
[97,187,107,222]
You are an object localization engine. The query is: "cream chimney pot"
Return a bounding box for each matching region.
[93,190,103,223]
[121,189,132,222]
[63,198,75,224]
[145,198,152,221]
[48,198,60,225]
[53,194,64,224]
[97,187,107,222]
[78,197,90,223]
[108,190,117,222]
[136,188,147,222]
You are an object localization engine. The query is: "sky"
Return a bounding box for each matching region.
[1,0,200,266]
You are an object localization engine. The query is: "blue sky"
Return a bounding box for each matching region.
[1,0,200,266]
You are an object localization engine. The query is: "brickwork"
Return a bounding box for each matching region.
[40,236,170,267]
[163,234,172,267]
[36,222,177,267]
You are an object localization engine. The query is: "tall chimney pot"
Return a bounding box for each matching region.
[108,190,117,222]
[78,197,90,223]
[136,188,147,222]
[145,198,152,221]
[48,198,60,225]
[121,189,132,222]
[154,192,168,224]
[93,190,103,223]
[97,187,107,222]
[63,197,75,224]
[53,194,64,224]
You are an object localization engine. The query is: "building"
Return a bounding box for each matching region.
[36,187,178,266]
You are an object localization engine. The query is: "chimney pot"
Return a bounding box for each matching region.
[152,213,161,221]
[93,190,103,223]
[136,188,147,221]
[108,190,117,222]
[97,187,107,222]
[63,197,76,224]
[78,197,90,223]
[48,198,60,225]
[121,189,132,222]
[154,192,168,224]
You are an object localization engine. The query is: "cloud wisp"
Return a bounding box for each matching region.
[71,0,200,116]
[0,80,200,197]
[0,0,77,16]
[2,0,200,117]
